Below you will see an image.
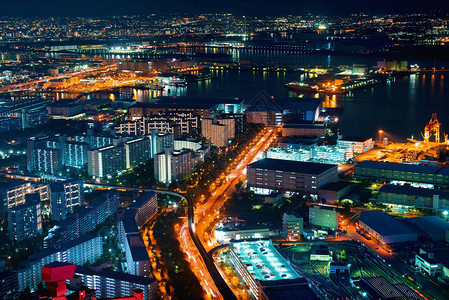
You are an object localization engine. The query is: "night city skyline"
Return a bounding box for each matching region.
[1,2,449,300]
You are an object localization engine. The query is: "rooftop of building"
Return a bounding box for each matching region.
[75,265,156,285]
[338,137,372,142]
[283,121,325,129]
[216,224,271,232]
[126,234,150,262]
[231,240,301,283]
[283,98,321,112]
[355,160,445,175]
[379,184,449,199]
[401,216,449,241]
[0,178,27,189]
[27,234,100,263]
[248,158,337,175]
[359,210,417,237]
[262,278,318,300]
[310,205,338,212]
[128,192,157,210]
[421,248,449,268]
[121,217,139,235]
[320,181,351,192]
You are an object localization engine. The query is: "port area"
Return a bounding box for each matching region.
[355,141,447,166]
[285,73,386,94]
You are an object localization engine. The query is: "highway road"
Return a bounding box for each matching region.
[184,127,278,299]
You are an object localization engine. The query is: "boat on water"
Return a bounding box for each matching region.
[285,82,319,93]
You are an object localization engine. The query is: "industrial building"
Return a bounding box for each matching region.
[281,122,326,138]
[337,137,374,154]
[354,161,449,187]
[266,146,352,164]
[358,210,417,245]
[282,213,303,240]
[214,225,275,244]
[247,158,338,195]
[401,216,449,242]
[308,205,339,230]
[229,240,317,300]
[415,248,449,277]
[377,184,449,211]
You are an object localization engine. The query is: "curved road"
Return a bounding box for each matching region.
[187,197,237,300]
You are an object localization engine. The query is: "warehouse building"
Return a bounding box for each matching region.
[247,158,338,195]
[377,184,449,211]
[354,161,449,187]
[358,210,417,245]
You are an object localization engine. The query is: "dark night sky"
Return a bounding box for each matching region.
[0,0,448,16]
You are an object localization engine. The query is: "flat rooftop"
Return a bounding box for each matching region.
[231,240,300,282]
[248,158,337,175]
[359,210,416,237]
[379,184,449,199]
[356,160,445,175]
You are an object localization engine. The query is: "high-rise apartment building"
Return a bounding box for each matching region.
[8,193,42,242]
[50,180,84,221]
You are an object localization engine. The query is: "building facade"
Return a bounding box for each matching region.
[247,158,338,195]
[8,193,42,242]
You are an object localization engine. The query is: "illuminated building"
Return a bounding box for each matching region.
[128,102,211,120]
[377,184,449,211]
[50,180,84,221]
[308,205,338,230]
[267,147,311,161]
[44,191,119,247]
[281,122,326,138]
[152,131,174,156]
[201,118,230,148]
[46,101,83,119]
[354,161,449,187]
[310,245,332,261]
[125,137,152,169]
[0,263,18,300]
[358,210,417,245]
[33,146,63,175]
[72,265,157,299]
[0,179,49,219]
[282,213,303,240]
[229,240,317,300]
[64,141,88,168]
[119,218,151,277]
[16,234,103,292]
[282,99,322,122]
[337,137,373,154]
[154,147,203,184]
[267,146,352,164]
[127,192,158,228]
[247,158,338,195]
[214,225,275,244]
[0,116,22,133]
[87,144,126,178]
[8,193,42,242]
[73,133,114,149]
[376,60,408,71]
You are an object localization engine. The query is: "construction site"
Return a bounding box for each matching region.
[356,114,449,165]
